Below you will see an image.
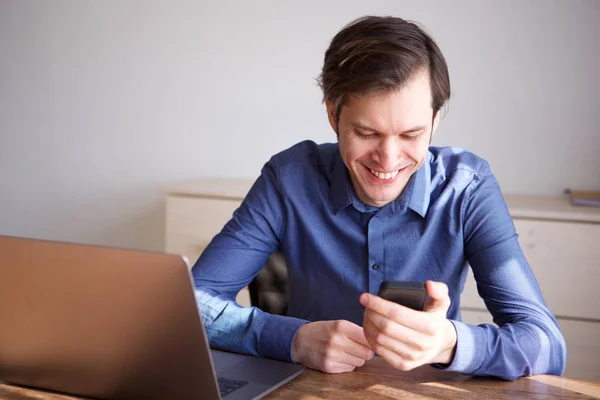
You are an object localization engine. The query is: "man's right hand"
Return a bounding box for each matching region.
[291,320,374,373]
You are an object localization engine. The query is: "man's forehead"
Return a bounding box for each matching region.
[341,88,434,131]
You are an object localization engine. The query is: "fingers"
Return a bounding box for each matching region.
[359,283,456,371]
[320,359,360,374]
[360,281,451,328]
[333,320,375,360]
[374,344,419,372]
[362,308,429,350]
[319,321,374,373]
[424,280,451,314]
[325,346,370,369]
[292,320,375,374]
[360,293,436,334]
[367,332,417,363]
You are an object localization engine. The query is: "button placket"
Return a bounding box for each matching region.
[367,215,384,294]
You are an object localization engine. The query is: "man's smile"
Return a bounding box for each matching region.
[364,165,410,183]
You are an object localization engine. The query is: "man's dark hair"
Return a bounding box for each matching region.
[317,16,451,124]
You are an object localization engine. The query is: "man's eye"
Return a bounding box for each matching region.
[402,133,422,141]
[356,131,375,139]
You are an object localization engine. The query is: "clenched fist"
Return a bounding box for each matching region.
[291,320,374,373]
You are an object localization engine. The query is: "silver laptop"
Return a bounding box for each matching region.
[0,235,304,399]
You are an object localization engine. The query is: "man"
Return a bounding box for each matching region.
[193,16,566,380]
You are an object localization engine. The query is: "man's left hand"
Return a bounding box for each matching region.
[360,280,457,371]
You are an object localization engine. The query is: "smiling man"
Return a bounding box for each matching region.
[333,70,436,208]
[193,16,567,380]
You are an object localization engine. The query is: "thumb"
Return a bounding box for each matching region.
[423,280,451,314]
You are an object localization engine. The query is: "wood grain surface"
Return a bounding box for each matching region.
[1,356,599,399]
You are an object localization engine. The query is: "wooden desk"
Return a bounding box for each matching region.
[1,357,599,399]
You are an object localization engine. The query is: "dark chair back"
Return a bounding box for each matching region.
[248,252,289,316]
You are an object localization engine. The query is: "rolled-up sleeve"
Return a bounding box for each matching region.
[191,159,308,362]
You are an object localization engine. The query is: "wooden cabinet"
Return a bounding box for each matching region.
[165,180,600,379]
[462,219,600,319]
[166,196,243,267]
[461,198,600,319]
[460,196,600,380]
[165,179,252,306]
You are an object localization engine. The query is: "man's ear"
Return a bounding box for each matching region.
[431,110,441,136]
[325,100,338,134]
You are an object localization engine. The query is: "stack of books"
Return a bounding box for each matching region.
[564,190,600,207]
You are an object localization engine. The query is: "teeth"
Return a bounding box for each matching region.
[370,169,400,180]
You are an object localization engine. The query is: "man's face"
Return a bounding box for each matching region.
[327,71,439,208]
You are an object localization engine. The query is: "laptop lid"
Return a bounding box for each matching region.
[0,235,223,399]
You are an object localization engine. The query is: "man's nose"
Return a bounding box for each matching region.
[377,138,398,171]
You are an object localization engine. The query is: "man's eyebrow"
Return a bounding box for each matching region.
[350,121,379,132]
[350,121,427,134]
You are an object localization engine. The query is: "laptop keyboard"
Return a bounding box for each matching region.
[218,376,249,397]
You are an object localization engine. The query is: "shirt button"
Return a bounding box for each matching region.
[372,264,380,270]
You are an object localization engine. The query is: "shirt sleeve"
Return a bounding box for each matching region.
[441,166,567,380]
[191,159,308,362]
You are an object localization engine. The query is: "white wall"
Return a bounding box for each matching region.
[1,0,599,251]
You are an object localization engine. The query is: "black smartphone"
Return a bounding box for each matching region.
[377,281,427,311]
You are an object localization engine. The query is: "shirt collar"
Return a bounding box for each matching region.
[329,152,354,214]
[403,151,432,218]
[329,149,433,218]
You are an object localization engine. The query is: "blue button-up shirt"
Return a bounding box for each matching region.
[192,140,566,380]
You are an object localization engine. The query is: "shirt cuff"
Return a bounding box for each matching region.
[259,313,308,362]
[431,320,485,374]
